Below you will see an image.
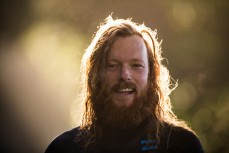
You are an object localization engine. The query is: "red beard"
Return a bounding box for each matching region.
[97,82,153,130]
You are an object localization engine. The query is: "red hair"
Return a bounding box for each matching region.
[79,16,192,147]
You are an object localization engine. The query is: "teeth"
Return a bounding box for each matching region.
[118,88,133,92]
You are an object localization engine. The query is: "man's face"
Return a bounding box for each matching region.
[104,35,149,108]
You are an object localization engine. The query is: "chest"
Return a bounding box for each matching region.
[86,130,160,153]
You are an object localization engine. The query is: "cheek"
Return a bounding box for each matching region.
[140,77,148,88]
[136,71,149,84]
[104,72,117,88]
[137,78,148,91]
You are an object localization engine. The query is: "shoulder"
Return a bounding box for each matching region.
[164,125,204,153]
[44,127,84,153]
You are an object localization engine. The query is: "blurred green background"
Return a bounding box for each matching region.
[0,0,229,153]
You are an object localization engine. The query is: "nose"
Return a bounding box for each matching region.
[120,65,131,81]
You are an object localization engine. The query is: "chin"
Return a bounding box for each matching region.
[112,99,134,108]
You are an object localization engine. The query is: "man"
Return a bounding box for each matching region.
[45,16,204,153]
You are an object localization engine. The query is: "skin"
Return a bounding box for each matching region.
[105,35,149,107]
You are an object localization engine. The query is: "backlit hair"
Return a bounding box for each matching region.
[79,15,192,147]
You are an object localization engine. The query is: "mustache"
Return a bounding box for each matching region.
[112,81,136,91]
[102,81,137,103]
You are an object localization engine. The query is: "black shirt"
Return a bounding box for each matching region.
[45,125,204,153]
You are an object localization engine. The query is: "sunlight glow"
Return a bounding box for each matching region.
[8,20,87,149]
[172,81,197,110]
[172,1,196,29]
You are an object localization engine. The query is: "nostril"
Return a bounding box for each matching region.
[121,73,131,81]
[121,67,131,81]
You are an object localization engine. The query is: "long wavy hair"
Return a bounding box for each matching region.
[79,16,192,147]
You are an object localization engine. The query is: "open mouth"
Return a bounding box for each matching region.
[118,88,135,94]
[115,85,136,94]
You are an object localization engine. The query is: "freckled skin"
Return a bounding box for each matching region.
[105,35,149,107]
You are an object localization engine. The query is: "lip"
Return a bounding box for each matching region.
[116,91,133,95]
[118,88,133,92]
[115,90,133,96]
[112,91,135,107]
[111,82,136,100]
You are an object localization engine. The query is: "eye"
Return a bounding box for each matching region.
[107,63,119,70]
[132,63,144,69]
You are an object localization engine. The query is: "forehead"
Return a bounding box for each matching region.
[107,35,148,61]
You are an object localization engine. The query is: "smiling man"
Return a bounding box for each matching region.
[45,16,204,153]
[106,35,148,108]
[102,35,150,130]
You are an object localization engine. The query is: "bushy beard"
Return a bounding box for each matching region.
[97,82,153,130]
